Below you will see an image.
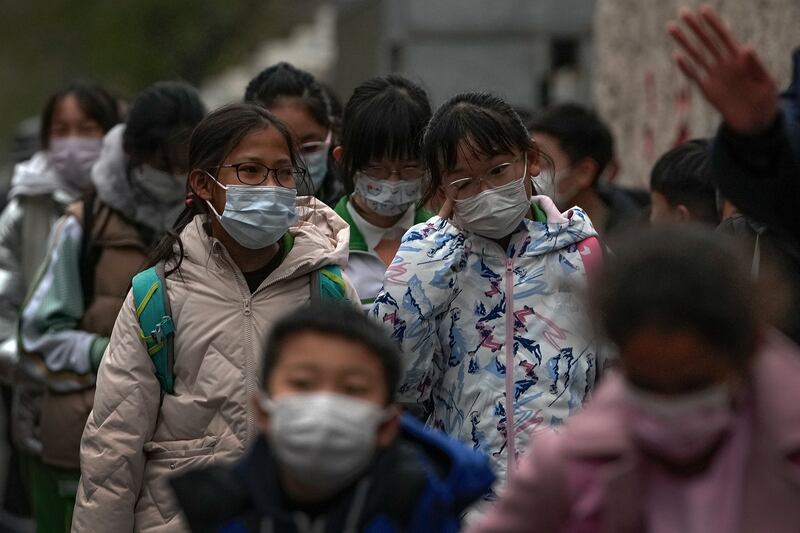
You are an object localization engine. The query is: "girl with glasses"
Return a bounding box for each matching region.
[244,62,345,207]
[71,103,357,531]
[372,92,609,490]
[332,75,434,309]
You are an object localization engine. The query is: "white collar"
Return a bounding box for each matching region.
[346,199,416,252]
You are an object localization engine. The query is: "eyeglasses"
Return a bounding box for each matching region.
[299,131,332,156]
[217,162,306,188]
[360,164,427,181]
[444,155,526,201]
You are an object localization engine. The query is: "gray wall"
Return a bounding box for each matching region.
[334,0,595,109]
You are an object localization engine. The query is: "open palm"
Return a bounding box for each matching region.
[668,6,778,135]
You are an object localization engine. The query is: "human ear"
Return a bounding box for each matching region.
[251,394,270,433]
[189,169,214,202]
[376,406,401,448]
[526,148,541,177]
[332,145,343,163]
[676,204,692,222]
[573,158,598,190]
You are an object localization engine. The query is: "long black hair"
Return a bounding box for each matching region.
[339,75,432,193]
[40,81,121,149]
[147,103,303,276]
[244,63,342,201]
[244,62,335,131]
[123,81,207,169]
[421,92,550,206]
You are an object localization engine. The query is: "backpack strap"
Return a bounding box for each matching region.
[132,262,175,394]
[311,265,348,302]
[79,193,98,309]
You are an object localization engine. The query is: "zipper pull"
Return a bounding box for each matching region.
[243,299,252,317]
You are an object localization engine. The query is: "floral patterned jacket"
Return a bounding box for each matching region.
[372,196,611,483]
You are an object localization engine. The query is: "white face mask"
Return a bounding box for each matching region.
[353,173,421,216]
[452,173,531,239]
[625,382,734,464]
[47,136,103,190]
[260,392,388,497]
[131,164,186,204]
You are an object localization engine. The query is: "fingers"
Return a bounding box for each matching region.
[680,8,724,61]
[438,195,454,219]
[699,5,740,55]
[667,20,709,71]
[673,51,702,84]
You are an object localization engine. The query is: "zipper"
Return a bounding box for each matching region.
[214,242,257,446]
[504,255,516,478]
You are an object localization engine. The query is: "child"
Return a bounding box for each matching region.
[71,103,358,532]
[170,301,495,532]
[18,81,202,532]
[471,225,800,533]
[244,62,345,206]
[372,92,609,485]
[331,75,434,309]
[530,103,646,236]
[649,139,719,225]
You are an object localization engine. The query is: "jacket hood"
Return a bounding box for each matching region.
[560,330,800,460]
[91,124,184,233]
[8,152,76,202]
[408,196,598,260]
[179,196,350,281]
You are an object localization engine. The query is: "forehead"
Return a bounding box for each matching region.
[620,327,733,393]
[532,132,570,168]
[271,332,386,378]
[52,94,90,123]
[451,139,510,170]
[224,127,291,163]
[269,98,327,139]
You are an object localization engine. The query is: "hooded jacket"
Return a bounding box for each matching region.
[470,332,800,533]
[72,198,358,533]
[170,414,495,533]
[0,152,77,381]
[371,196,610,484]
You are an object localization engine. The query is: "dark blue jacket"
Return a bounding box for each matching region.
[712,47,800,241]
[170,414,495,533]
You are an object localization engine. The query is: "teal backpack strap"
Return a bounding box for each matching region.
[132,262,175,394]
[312,265,348,302]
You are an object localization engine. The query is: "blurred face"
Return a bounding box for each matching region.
[49,94,105,143]
[191,126,294,216]
[534,132,595,209]
[269,98,329,152]
[267,332,388,404]
[619,327,739,395]
[440,142,538,204]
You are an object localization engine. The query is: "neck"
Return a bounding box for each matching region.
[209,218,280,273]
[570,189,608,233]
[351,194,404,228]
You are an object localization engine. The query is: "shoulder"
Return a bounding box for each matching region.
[395,217,467,268]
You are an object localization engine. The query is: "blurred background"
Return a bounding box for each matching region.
[0,0,797,191]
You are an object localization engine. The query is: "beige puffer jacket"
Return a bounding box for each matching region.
[72,198,358,532]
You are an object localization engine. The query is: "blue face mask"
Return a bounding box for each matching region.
[205,172,297,249]
[304,150,328,193]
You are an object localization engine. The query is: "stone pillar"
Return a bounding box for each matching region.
[594,0,799,188]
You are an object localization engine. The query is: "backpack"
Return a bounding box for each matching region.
[131,263,348,395]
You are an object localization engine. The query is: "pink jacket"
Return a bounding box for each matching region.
[470,332,800,533]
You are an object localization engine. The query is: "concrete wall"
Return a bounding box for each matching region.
[334,0,595,108]
[595,0,800,188]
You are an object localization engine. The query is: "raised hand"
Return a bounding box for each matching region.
[667,6,778,135]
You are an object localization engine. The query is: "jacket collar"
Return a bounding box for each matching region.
[334,195,432,253]
[179,196,350,283]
